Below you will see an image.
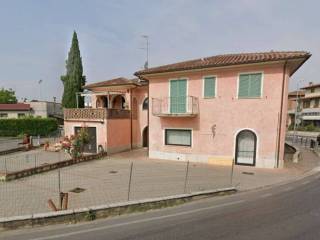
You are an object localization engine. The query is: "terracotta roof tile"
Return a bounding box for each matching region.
[135,51,311,76]
[84,77,144,89]
[0,103,31,111]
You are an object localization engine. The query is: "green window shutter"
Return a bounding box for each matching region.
[238,73,262,98]
[170,79,187,113]
[170,80,178,113]
[238,74,250,98]
[204,77,216,98]
[249,73,262,97]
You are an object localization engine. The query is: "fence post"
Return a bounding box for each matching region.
[34,154,37,168]
[230,158,235,186]
[127,162,133,201]
[4,157,7,174]
[183,161,190,194]
[58,169,62,209]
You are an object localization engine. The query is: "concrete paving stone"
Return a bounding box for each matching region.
[0,148,319,218]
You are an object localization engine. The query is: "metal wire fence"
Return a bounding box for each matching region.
[0,156,234,218]
[286,134,317,148]
[285,133,320,158]
[0,150,69,173]
[0,136,59,153]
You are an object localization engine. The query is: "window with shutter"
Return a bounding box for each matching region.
[165,129,192,146]
[170,79,187,113]
[238,73,262,98]
[204,76,216,98]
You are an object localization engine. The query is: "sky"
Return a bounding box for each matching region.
[0,0,319,102]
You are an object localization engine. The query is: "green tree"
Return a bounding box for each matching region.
[61,31,86,108]
[0,88,17,103]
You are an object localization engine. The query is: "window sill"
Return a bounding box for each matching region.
[237,96,263,99]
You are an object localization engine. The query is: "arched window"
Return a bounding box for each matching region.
[142,97,149,110]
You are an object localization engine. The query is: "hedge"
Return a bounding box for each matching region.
[0,117,58,137]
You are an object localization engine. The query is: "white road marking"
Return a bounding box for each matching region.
[301,181,311,185]
[284,187,294,192]
[260,193,273,198]
[27,200,245,240]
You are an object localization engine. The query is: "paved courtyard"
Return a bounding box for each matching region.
[0,149,70,173]
[0,148,319,218]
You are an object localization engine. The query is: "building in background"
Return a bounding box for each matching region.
[0,101,63,124]
[0,103,32,119]
[287,90,305,128]
[292,83,320,127]
[28,100,63,123]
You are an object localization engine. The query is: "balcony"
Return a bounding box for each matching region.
[301,108,320,120]
[64,108,130,122]
[152,96,199,117]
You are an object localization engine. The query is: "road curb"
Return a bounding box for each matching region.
[0,187,236,231]
[237,165,320,194]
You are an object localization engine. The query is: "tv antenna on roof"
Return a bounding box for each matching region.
[140,35,149,69]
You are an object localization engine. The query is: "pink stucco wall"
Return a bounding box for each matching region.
[64,120,108,152]
[132,86,148,148]
[147,63,290,168]
[107,119,131,153]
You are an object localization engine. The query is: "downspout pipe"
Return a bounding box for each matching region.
[130,88,133,150]
[147,79,150,157]
[277,60,288,168]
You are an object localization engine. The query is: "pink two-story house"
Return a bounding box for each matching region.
[135,51,310,168]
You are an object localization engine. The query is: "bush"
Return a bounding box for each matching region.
[0,117,58,137]
[304,123,316,132]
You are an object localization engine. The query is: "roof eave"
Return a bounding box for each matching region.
[288,54,312,77]
[134,60,286,79]
[135,54,312,78]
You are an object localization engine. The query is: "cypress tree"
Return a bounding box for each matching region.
[61,31,86,108]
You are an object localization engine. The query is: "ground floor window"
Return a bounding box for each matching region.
[0,113,8,118]
[165,129,191,146]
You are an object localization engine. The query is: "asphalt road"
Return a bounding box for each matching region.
[1,172,320,240]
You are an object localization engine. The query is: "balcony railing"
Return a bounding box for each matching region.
[64,108,130,121]
[152,96,199,117]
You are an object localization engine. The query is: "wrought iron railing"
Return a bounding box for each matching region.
[152,96,199,116]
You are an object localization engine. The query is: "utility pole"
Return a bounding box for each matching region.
[293,80,305,140]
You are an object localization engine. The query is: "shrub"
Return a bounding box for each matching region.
[304,123,316,132]
[0,117,58,137]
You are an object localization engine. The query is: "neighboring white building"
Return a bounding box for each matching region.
[0,101,63,121]
[0,103,32,119]
[28,101,63,119]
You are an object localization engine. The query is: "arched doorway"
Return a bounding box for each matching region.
[235,130,257,166]
[112,95,126,109]
[142,97,148,110]
[142,126,148,147]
